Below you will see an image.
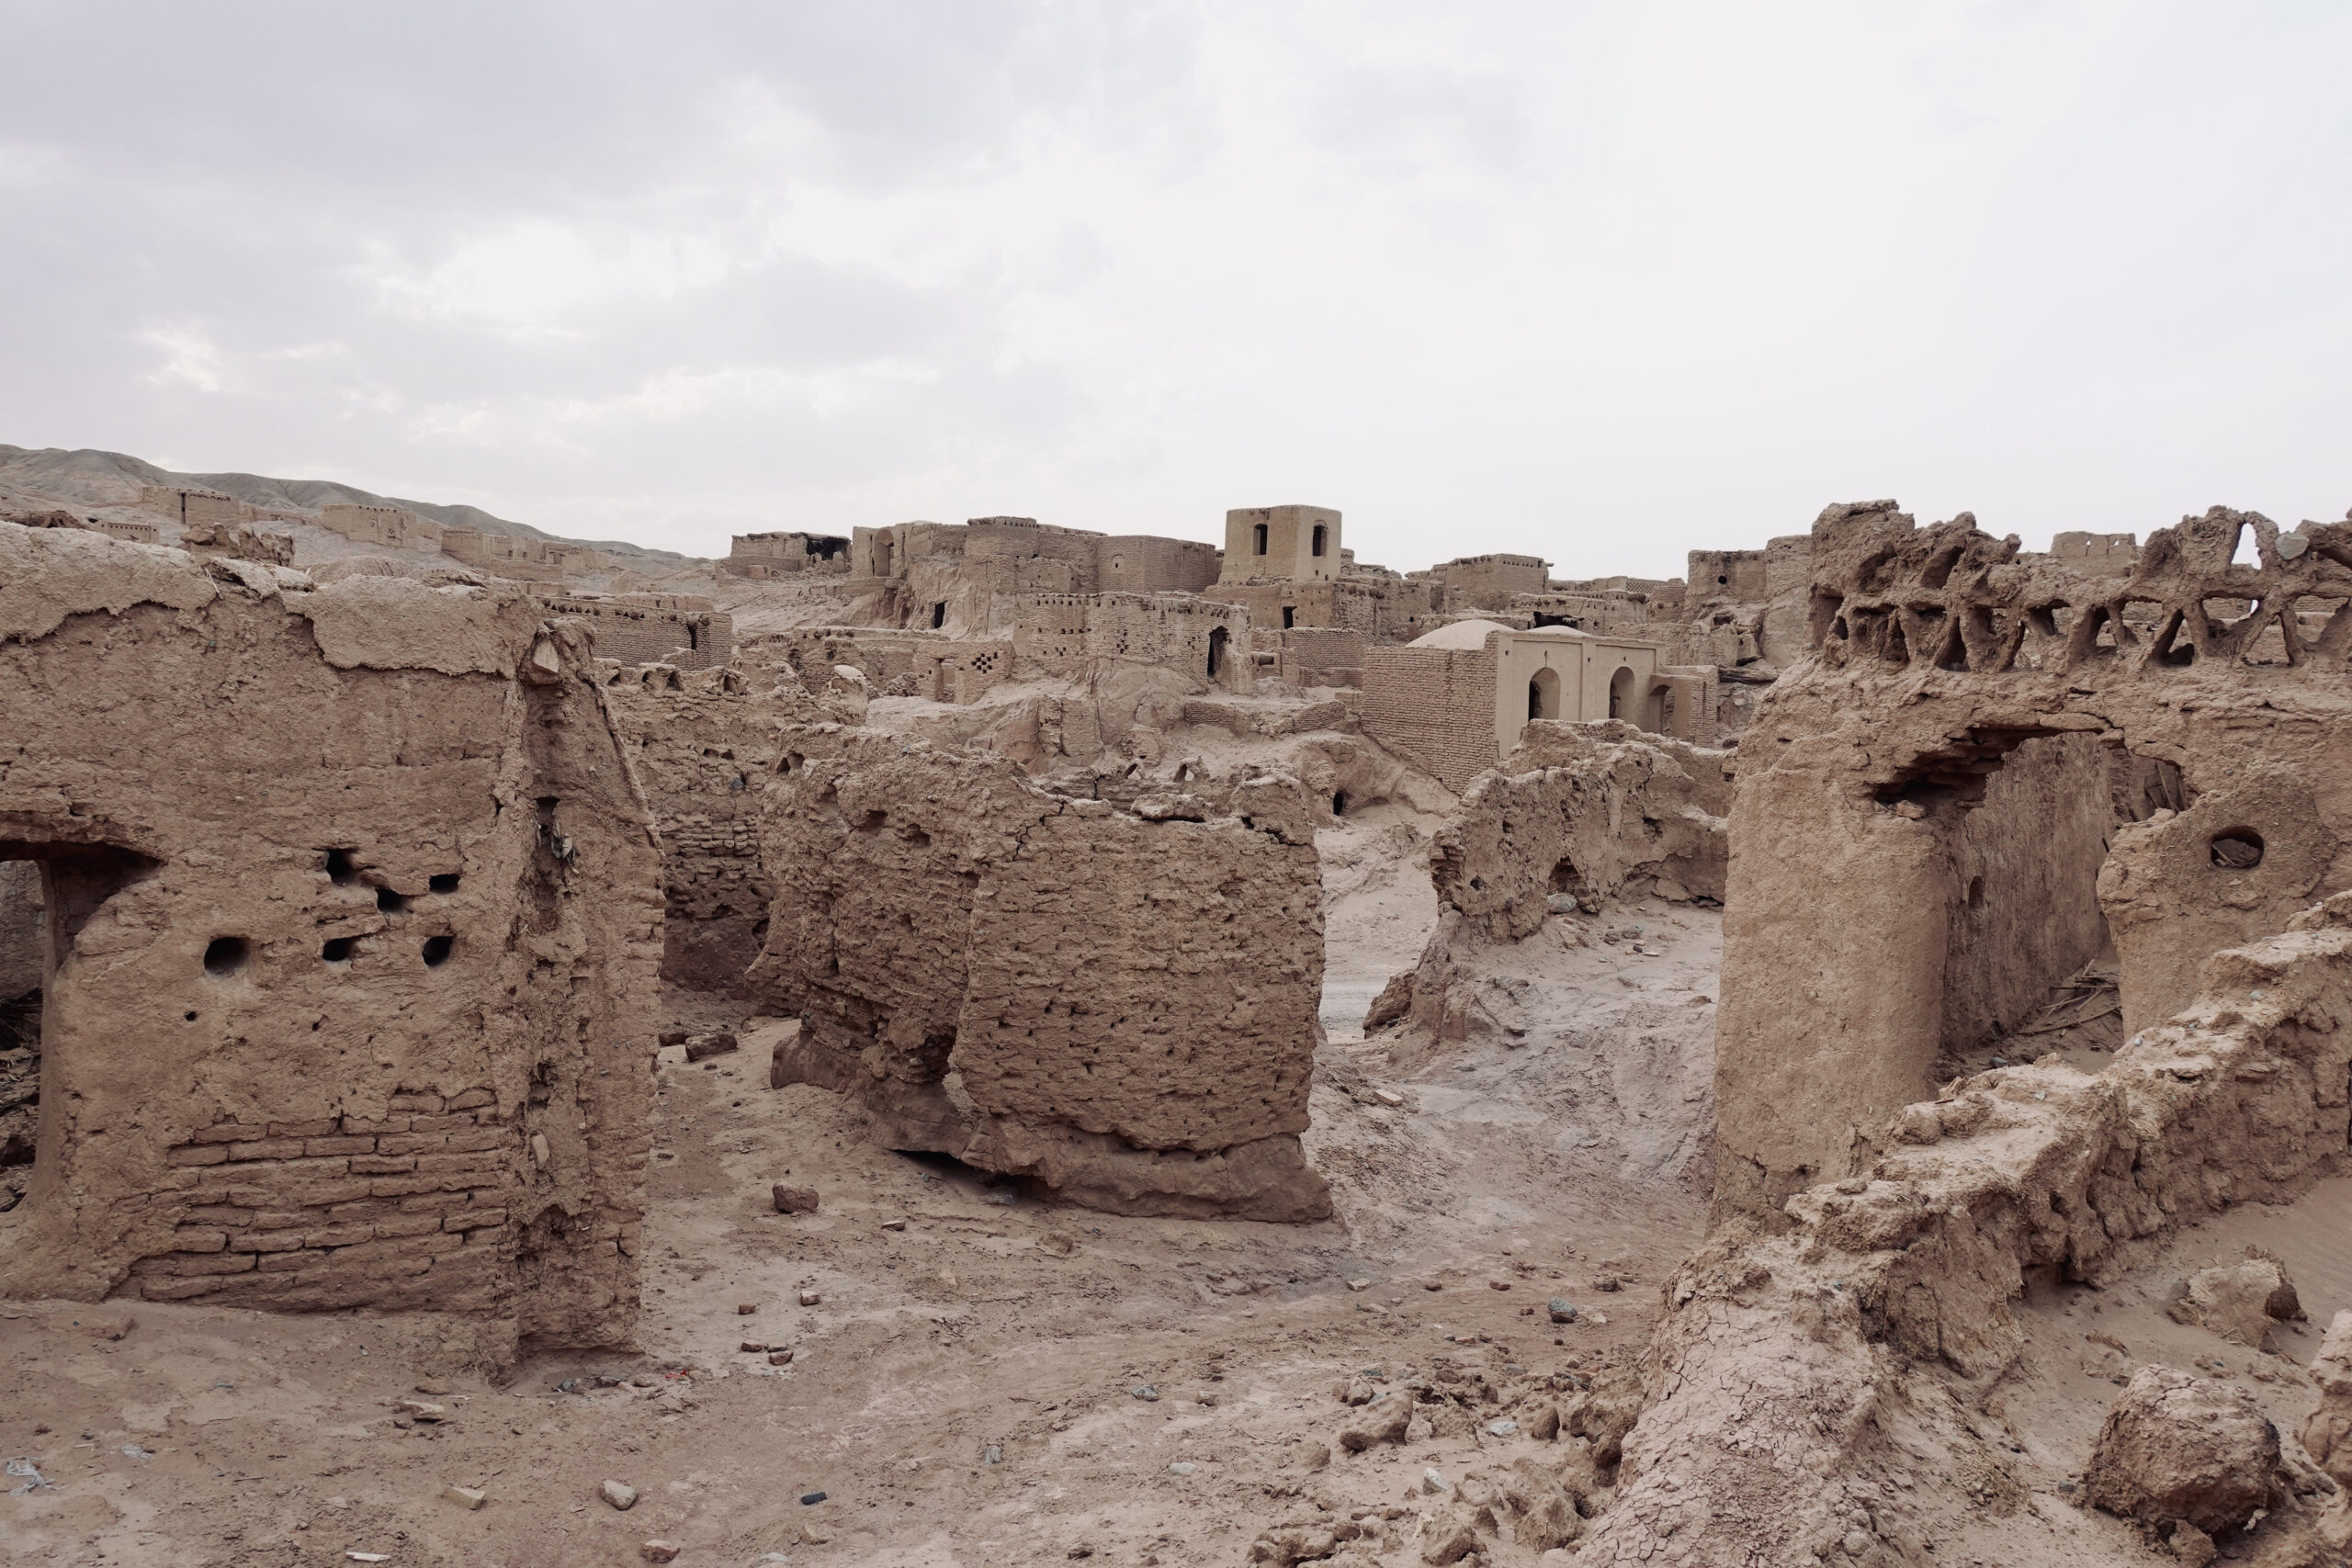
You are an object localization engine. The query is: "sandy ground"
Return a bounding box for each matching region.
[0,810,1716,1567]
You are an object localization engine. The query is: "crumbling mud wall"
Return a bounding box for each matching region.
[1430,720,1731,942]
[750,730,1331,1221]
[1363,721,1729,1062]
[1715,501,2352,1223]
[599,661,832,993]
[0,523,661,1352]
[1580,894,2352,1567]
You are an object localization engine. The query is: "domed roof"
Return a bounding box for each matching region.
[1406,618,1512,649]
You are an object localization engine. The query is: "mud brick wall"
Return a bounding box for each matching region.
[603,665,829,994]
[542,595,733,671]
[0,525,661,1349]
[1361,643,1498,793]
[136,1089,524,1310]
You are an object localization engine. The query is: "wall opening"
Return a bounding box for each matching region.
[376,886,410,913]
[202,936,250,976]
[2211,829,2265,870]
[1529,665,1561,722]
[1282,606,1295,629]
[1311,524,1328,558]
[428,873,460,894]
[1607,665,1634,721]
[321,936,357,963]
[1206,626,1229,680]
[0,841,161,1216]
[1331,790,1349,818]
[931,602,947,629]
[1252,524,1268,557]
[421,934,455,967]
[325,847,358,886]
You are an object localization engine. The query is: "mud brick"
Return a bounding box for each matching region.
[223,1138,309,1162]
[166,1145,229,1167]
[267,1120,341,1139]
[172,1227,229,1253]
[350,1155,418,1176]
[192,1123,267,1145]
[304,1135,379,1157]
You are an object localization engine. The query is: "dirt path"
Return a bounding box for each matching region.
[0,822,1717,1567]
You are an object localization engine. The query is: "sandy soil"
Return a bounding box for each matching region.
[0,816,1715,1567]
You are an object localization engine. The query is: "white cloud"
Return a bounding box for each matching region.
[0,0,2347,569]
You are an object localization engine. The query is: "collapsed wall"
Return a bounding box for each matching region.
[1364,720,1730,1058]
[1579,894,2352,1567]
[750,729,1332,1221]
[1715,501,2352,1223]
[0,523,660,1352]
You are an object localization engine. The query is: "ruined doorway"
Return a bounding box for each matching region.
[1206,626,1229,681]
[1528,666,1560,722]
[1607,665,1634,720]
[0,842,159,1214]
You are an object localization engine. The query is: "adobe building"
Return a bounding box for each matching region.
[1433,552,1550,612]
[1361,620,1715,792]
[1217,504,1342,584]
[0,522,660,1351]
[723,531,852,579]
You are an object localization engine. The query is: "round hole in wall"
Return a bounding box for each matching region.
[421,934,455,967]
[2210,829,2265,870]
[202,936,250,976]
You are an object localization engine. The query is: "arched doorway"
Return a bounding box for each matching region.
[1206,626,1229,681]
[1608,665,1635,722]
[1528,666,1561,722]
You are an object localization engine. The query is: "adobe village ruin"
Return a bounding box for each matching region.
[5,447,2352,1566]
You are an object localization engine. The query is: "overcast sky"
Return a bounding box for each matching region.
[3,2,2347,575]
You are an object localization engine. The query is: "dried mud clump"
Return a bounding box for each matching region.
[2080,1364,2287,1537]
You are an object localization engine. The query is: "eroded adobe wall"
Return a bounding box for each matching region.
[1433,720,1731,943]
[1585,895,2352,1567]
[750,730,1331,1221]
[599,663,836,994]
[1363,721,1730,1065]
[1714,501,2352,1224]
[0,524,660,1351]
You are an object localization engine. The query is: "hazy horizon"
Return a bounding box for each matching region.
[4,2,2346,578]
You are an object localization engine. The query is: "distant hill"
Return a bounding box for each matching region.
[0,444,700,567]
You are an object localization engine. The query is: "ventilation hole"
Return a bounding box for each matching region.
[1331,790,1349,817]
[184,1011,198,1022]
[428,873,460,894]
[1716,574,1728,586]
[325,848,357,885]
[202,937,249,976]
[421,934,455,967]
[321,937,356,962]
[2211,830,2265,870]
[377,887,410,913]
